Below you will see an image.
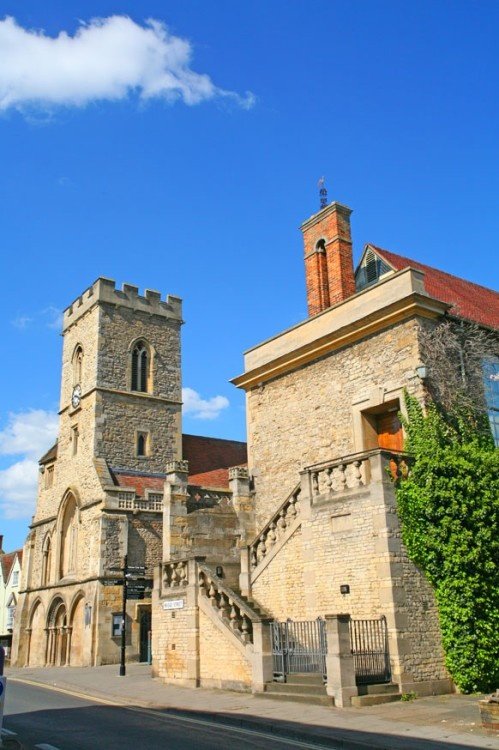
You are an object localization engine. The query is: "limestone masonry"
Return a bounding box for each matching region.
[12,196,499,708]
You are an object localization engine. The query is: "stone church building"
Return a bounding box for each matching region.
[13,195,498,706]
[11,280,246,669]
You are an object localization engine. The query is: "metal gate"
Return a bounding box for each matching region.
[349,616,391,684]
[271,618,327,680]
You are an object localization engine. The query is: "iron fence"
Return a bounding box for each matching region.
[271,618,327,680]
[349,615,391,684]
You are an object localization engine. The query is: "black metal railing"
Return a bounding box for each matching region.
[349,615,391,685]
[271,618,327,680]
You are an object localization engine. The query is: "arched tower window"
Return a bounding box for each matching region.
[73,346,83,386]
[131,341,149,393]
[59,494,78,579]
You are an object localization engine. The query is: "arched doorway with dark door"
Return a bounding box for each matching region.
[46,597,69,666]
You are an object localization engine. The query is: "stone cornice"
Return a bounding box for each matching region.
[232,270,449,391]
[59,386,182,415]
[300,201,352,231]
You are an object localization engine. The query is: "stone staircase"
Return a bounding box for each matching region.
[259,673,333,706]
[351,682,401,706]
[237,592,271,620]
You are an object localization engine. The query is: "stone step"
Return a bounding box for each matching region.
[357,682,399,696]
[351,692,402,707]
[283,673,325,685]
[257,691,333,707]
[265,682,327,696]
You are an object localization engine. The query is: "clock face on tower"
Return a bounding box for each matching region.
[71,384,82,409]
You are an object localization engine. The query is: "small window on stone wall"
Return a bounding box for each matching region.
[136,432,149,457]
[71,426,79,456]
[45,465,54,489]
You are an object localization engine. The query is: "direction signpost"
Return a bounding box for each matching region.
[110,557,148,676]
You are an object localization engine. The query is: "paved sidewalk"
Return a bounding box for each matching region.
[5,664,498,750]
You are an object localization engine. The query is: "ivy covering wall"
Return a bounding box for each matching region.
[396,393,499,693]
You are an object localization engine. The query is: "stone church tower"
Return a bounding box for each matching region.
[12,278,184,667]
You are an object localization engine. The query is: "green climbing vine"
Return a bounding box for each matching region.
[395,392,499,693]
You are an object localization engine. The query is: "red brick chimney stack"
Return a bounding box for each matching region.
[301,202,356,316]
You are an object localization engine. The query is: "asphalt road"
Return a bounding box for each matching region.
[2,680,337,750]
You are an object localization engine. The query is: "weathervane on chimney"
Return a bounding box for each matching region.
[318,176,328,209]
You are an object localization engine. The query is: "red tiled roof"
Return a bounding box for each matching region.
[370,246,499,330]
[111,435,248,495]
[188,466,248,488]
[111,470,165,496]
[182,434,247,477]
[1,550,22,582]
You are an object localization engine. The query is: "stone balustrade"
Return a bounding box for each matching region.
[198,564,256,644]
[306,453,370,499]
[105,488,163,512]
[162,559,189,590]
[248,485,301,571]
[186,486,232,513]
[304,449,411,500]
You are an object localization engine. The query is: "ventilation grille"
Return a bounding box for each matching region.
[355,250,392,291]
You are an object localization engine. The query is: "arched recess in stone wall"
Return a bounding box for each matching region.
[68,592,85,666]
[41,531,53,587]
[57,490,81,580]
[27,599,45,667]
[46,596,69,666]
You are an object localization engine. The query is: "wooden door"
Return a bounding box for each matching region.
[376,412,403,451]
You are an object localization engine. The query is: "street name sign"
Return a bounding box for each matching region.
[162,599,184,610]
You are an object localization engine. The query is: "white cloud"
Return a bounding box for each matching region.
[0,458,40,518]
[11,315,33,330]
[0,410,59,458]
[0,15,254,113]
[10,306,63,332]
[182,387,229,420]
[0,410,58,519]
[43,306,63,330]
[0,409,59,518]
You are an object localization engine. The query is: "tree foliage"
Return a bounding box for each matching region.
[396,392,499,693]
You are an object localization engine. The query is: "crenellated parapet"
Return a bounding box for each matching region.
[63,277,182,332]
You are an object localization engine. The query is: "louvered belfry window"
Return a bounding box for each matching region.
[132,342,148,392]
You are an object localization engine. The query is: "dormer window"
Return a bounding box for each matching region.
[131,341,149,393]
[355,248,393,292]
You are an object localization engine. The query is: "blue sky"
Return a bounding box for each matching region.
[1,0,498,549]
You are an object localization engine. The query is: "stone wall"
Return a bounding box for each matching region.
[198,608,252,690]
[251,528,305,620]
[95,391,180,473]
[246,319,423,527]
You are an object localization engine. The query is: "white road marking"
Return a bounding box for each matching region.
[1,728,17,736]
[10,678,338,750]
[126,706,339,749]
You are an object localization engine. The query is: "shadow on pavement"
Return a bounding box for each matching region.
[5,702,494,750]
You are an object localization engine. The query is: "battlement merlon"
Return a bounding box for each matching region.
[62,277,183,332]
